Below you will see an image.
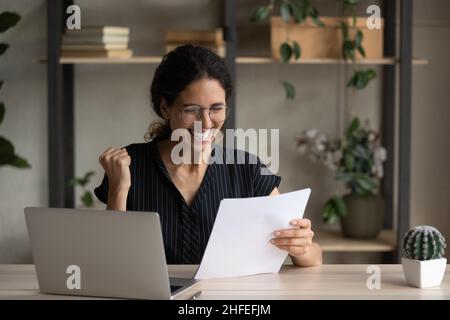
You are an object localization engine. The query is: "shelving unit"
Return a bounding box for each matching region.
[46,0,418,261]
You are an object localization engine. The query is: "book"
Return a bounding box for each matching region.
[165,43,225,57]
[62,34,129,45]
[64,26,130,37]
[61,49,133,58]
[165,28,224,46]
[62,43,128,51]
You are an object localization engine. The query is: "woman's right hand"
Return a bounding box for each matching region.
[99,147,131,194]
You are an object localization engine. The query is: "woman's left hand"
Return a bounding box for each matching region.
[270,218,315,257]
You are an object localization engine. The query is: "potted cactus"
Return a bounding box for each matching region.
[401,226,447,288]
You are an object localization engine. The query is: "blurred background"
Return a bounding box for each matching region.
[0,0,448,264]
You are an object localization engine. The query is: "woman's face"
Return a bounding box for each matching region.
[162,78,227,149]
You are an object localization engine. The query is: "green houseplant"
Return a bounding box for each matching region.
[68,171,96,208]
[249,0,378,99]
[0,11,30,169]
[296,117,387,238]
[249,0,324,99]
[402,226,447,288]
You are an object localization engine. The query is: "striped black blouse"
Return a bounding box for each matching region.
[94,139,281,264]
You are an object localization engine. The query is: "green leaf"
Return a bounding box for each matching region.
[83,170,96,181]
[280,42,292,63]
[322,196,346,223]
[366,68,376,80]
[67,178,77,186]
[352,144,369,159]
[0,135,14,159]
[340,21,349,39]
[344,0,359,6]
[0,43,9,55]
[10,155,31,168]
[0,102,4,124]
[307,6,324,27]
[354,175,377,193]
[81,191,94,207]
[355,29,363,48]
[0,12,21,33]
[290,2,305,23]
[335,170,353,182]
[312,16,325,27]
[322,199,338,223]
[342,40,355,60]
[346,118,360,138]
[345,153,355,171]
[292,41,301,60]
[0,136,30,168]
[333,196,347,217]
[249,6,270,22]
[357,45,366,57]
[282,81,296,100]
[280,3,291,22]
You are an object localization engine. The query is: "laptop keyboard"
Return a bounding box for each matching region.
[170,285,183,293]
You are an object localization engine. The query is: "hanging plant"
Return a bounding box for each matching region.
[340,0,376,90]
[250,0,324,100]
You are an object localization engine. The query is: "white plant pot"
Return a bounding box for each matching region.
[401,257,447,288]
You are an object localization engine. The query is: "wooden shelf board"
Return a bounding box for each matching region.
[237,56,428,65]
[315,229,396,252]
[36,56,428,65]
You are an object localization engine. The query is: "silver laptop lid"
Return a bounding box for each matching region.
[25,207,172,299]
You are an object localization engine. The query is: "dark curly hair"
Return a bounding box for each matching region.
[145,44,233,141]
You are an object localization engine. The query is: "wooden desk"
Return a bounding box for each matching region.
[0,264,449,300]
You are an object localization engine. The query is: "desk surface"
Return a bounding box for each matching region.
[0,264,448,300]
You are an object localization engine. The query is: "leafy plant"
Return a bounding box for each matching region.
[250,0,324,99]
[340,0,376,90]
[0,11,30,169]
[68,171,96,207]
[296,117,387,223]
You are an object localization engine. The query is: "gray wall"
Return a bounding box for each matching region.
[411,0,450,259]
[0,0,47,263]
[0,0,448,263]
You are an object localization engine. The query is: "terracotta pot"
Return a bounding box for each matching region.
[340,194,384,239]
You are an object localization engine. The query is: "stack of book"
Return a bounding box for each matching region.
[165,28,225,57]
[61,26,132,59]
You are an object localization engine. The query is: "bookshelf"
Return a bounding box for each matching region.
[46,0,417,260]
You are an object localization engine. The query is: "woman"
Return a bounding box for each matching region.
[95,44,322,267]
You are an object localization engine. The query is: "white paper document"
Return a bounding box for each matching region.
[194,188,311,280]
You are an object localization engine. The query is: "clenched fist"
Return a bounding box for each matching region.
[99,147,131,194]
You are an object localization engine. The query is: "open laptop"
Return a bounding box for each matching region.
[24,207,198,299]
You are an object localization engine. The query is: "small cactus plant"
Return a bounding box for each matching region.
[403,226,446,260]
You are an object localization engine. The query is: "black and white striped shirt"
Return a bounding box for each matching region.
[94,139,281,264]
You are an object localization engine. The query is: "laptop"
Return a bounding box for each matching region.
[24,207,198,299]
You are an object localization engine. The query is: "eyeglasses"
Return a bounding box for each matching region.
[180,104,228,124]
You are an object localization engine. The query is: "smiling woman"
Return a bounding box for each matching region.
[94,44,322,266]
